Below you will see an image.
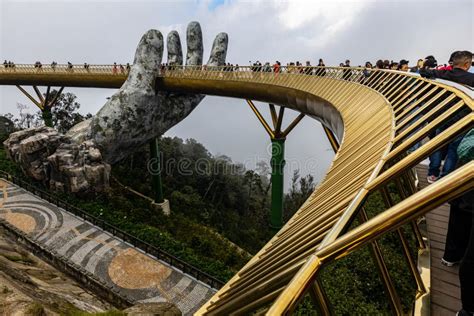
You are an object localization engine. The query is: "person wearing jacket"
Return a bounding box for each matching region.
[420,50,474,87]
[441,128,474,316]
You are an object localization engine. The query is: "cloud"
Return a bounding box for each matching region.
[1,0,473,188]
[274,0,370,31]
[207,0,226,10]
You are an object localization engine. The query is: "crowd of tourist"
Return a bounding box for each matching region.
[2,60,15,68]
[2,60,132,73]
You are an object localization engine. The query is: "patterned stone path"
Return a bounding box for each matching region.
[0,179,215,315]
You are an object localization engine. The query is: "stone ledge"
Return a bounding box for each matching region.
[151,199,171,216]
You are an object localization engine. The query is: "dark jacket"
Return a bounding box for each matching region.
[419,67,474,87]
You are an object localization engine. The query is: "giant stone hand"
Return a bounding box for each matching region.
[4,22,228,193]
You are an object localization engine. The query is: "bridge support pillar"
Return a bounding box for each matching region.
[16,85,64,128]
[247,100,304,230]
[270,138,285,229]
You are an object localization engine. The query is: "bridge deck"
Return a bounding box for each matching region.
[417,164,462,315]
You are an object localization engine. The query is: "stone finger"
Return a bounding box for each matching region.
[133,29,163,71]
[186,21,203,66]
[167,31,183,66]
[207,32,228,66]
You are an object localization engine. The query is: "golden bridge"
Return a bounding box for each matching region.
[0,64,473,315]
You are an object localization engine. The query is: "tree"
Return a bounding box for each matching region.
[46,90,91,133]
[5,103,42,130]
[284,170,316,221]
[4,91,90,133]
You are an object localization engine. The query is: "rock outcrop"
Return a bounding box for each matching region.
[3,21,228,193]
[0,116,14,136]
[3,126,110,193]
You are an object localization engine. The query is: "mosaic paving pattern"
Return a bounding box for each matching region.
[0,179,215,315]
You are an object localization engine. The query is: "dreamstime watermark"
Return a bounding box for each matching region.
[147,150,320,177]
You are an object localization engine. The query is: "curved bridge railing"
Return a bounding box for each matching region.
[0,64,473,315]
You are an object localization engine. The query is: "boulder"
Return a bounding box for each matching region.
[0,115,15,136]
[4,126,110,193]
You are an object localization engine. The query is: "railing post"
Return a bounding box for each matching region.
[359,209,404,315]
[394,177,426,250]
[308,279,332,315]
[380,187,427,297]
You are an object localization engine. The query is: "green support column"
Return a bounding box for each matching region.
[270,138,286,229]
[247,100,304,230]
[42,108,53,127]
[149,137,164,203]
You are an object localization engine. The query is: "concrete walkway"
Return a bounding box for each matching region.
[0,179,215,315]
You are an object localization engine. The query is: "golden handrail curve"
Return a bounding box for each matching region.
[0,64,472,314]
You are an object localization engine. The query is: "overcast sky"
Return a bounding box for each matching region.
[0,0,473,188]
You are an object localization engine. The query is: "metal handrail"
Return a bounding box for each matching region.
[268,161,473,314]
[0,170,224,289]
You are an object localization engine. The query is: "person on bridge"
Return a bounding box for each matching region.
[362,61,373,80]
[304,61,313,75]
[398,60,409,72]
[342,59,352,80]
[422,54,447,183]
[3,60,7,68]
[112,62,118,74]
[296,61,303,73]
[375,59,384,69]
[423,51,472,180]
[420,51,474,87]
[437,51,458,71]
[273,61,281,73]
[263,62,272,72]
[424,49,474,272]
[444,129,474,316]
[316,58,326,76]
[409,59,424,73]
